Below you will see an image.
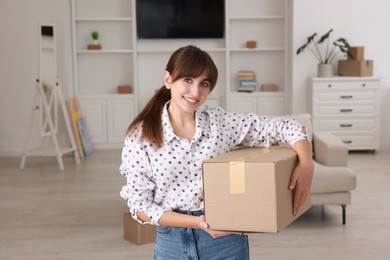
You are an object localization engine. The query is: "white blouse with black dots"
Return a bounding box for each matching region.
[119,103,309,225]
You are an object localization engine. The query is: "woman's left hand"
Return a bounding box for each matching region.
[290,139,314,216]
[289,160,314,216]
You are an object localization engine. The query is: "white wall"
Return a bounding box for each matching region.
[1,0,389,155]
[292,0,390,147]
[0,0,73,155]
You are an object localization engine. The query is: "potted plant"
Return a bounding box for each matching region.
[296,29,351,77]
[91,31,99,45]
[87,31,101,50]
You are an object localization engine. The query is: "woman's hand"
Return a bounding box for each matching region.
[198,215,233,238]
[291,139,314,216]
[289,161,314,215]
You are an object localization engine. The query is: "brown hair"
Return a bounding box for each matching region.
[127,45,218,146]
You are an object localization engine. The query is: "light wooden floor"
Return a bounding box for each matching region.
[0,149,389,260]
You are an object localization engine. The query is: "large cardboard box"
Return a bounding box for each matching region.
[338,60,373,76]
[123,213,156,245]
[203,147,311,233]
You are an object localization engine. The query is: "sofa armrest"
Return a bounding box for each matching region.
[313,131,349,167]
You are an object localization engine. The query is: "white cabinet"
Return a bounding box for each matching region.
[310,77,380,151]
[78,95,135,148]
[229,92,285,116]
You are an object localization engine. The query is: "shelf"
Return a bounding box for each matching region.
[230,91,285,97]
[230,48,284,52]
[78,93,135,100]
[229,16,285,20]
[77,50,133,54]
[136,48,226,54]
[75,17,132,22]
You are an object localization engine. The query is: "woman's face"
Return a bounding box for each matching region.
[164,71,211,115]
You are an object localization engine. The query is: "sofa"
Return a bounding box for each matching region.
[288,114,357,224]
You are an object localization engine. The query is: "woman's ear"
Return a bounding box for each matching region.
[164,71,172,89]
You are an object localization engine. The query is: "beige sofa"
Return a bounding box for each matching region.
[289,114,357,224]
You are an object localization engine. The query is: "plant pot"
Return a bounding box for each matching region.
[317,64,333,77]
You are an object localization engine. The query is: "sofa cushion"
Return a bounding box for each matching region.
[311,161,356,194]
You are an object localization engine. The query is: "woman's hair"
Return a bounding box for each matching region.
[127,45,218,146]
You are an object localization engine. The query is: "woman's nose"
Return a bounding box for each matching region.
[190,84,200,97]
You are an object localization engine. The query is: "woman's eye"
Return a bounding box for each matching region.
[201,82,210,88]
[184,78,192,83]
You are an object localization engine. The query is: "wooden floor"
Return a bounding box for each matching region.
[0,149,389,260]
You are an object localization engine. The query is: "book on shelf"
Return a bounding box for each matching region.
[237,71,255,80]
[237,70,257,92]
[238,85,256,93]
[237,70,255,77]
[239,79,257,86]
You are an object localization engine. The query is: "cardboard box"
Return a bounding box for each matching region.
[87,44,102,50]
[338,60,373,77]
[123,213,156,245]
[348,46,364,61]
[117,85,132,94]
[261,84,278,92]
[246,41,257,49]
[203,147,311,233]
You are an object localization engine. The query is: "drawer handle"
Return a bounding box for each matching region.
[343,140,353,144]
[340,124,353,128]
[340,109,353,112]
[340,95,353,99]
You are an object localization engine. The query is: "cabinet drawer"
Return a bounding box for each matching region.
[334,134,377,150]
[313,80,379,90]
[315,90,377,102]
[315,104,377,116]
[316,118,376,131]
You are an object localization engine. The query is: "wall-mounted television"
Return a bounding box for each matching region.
[136,0,225,39]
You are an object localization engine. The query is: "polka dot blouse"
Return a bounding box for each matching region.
[119,103,309,225]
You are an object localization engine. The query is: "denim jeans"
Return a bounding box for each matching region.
[153,210,249,260]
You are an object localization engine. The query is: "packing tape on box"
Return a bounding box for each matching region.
[229,161,246,194]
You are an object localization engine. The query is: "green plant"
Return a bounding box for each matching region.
[296,29,351,64]
[91,31,99,41]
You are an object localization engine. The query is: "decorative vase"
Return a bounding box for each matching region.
[317,64,333,77]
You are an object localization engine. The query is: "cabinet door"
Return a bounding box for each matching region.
[78,99,107,144]
[229,97,257,114]
[257,96,285,116]
[107,100,135,144]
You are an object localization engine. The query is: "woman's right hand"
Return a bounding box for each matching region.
[198,215,233,238]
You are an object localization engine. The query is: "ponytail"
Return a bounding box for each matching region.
[127,86,171,146]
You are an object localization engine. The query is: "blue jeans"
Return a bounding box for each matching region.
[153,210,249,260]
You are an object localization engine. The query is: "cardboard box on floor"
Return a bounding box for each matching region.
[123,213,156,245]
[203,147,311,233]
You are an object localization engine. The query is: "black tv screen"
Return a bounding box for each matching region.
[136,0,225,39]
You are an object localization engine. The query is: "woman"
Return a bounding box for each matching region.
[120,45,313,259]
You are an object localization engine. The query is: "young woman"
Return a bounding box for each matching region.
[120,45,314,259]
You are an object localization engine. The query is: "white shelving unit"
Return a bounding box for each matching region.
[226,0,289,116]
[71,0,291,148]
[71,0,137,148]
